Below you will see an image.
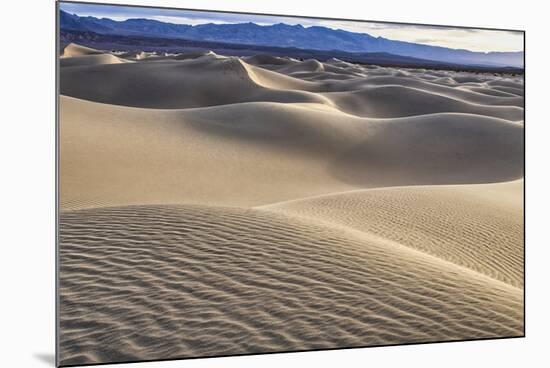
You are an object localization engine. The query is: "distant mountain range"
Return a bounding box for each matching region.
[59,10,523,68]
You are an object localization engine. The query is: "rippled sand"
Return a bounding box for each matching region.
[58,43,524,366]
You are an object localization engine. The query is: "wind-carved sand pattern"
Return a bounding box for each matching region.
[59,43,524,366]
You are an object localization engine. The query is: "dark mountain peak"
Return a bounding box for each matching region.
[239,21,260,27]
[60,10,77,18]
[195,22,215,26]
[124,18,155,23]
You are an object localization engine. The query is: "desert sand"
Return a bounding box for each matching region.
[58,43,524,365]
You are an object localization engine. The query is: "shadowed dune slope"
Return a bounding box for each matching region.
[59,97,357,209]
[173,50,221,60]
[60,96,523,210]
[329,112,523,187]
[59,204,523,366]
[244,54,299,66]
[462,86,520,98]
[323,85,523,121]
[60,56,323,109]
[261,180,524,287]
[329,76,524,108]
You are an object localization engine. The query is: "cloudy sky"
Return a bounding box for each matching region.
[60,2,523,53]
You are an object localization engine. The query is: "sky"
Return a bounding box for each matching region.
[60,2,523,53]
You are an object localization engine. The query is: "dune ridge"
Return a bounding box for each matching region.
[58,44,524,365]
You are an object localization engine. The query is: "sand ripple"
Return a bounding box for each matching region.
[262,181,524,287]
[59,205,522,366]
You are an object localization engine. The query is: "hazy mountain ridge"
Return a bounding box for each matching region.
[59,10,523,67]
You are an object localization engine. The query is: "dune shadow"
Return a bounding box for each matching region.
[327,114,524,188]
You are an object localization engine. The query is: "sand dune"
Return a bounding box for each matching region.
[276,59,326,73]
[330,76,524,108]
[261,180,524,287]
[59,204,522,366]
[244,54,298,66]
[60,97,355,209]
[60,44,132,67]
[60,50,523,118]
[123,51,146,59]
[62,43,104,57]
[323,85,523,120]
[172,50,222,60]
[60,53,130,67]
[60,57,325,108]
[490,85,524,97]
[58,44,524,365]
[59,96,522,210]
[461,86,520,98]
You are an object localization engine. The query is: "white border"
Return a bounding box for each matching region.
[2,0,548,367]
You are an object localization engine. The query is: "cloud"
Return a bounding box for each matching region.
[413,38,444,44]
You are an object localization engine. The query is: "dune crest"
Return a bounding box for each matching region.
[62,43,104,57]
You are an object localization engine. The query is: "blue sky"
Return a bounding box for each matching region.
[60,2,523,52]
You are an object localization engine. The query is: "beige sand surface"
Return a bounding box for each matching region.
[60,204,522,365]
[62,43,105,57]
[59,96,522,209]
[58,44,524,365]
[260,180,524,287]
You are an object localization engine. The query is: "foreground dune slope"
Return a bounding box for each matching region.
[59,204,523,366]
[60,96,523,210]
[261,180,524,287]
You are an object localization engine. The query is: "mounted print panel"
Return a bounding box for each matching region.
[56,1,524,366]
